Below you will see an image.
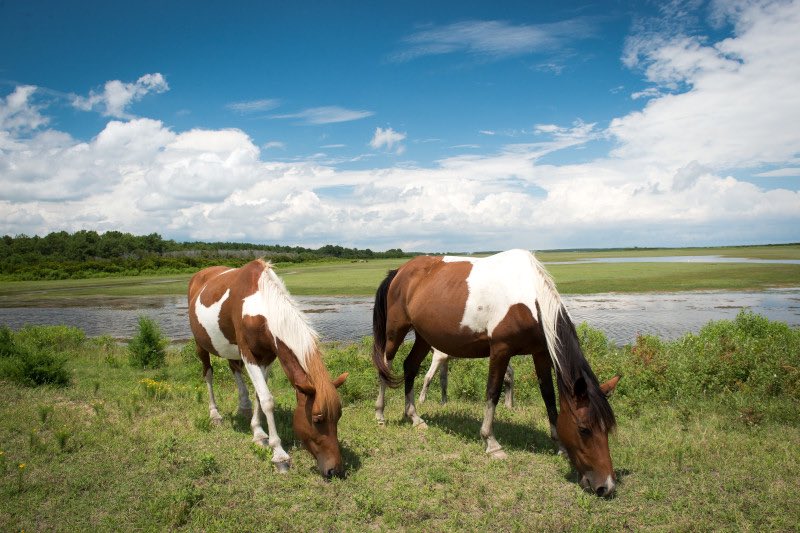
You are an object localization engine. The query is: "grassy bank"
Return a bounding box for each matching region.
[1,315,799,531]
[1,245,800,304]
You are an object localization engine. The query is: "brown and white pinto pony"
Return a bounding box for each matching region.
[372,249,621,496]
[418,348,515,408]
[188,259,348,478]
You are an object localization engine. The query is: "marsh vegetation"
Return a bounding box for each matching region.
[1,313,798,531]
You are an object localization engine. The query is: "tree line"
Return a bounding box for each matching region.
[0,230,410,280]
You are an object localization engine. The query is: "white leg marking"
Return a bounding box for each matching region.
[503,364,514,409]
[205,368,223,424]
[242,361,291,467]
[405,389,427,429]
[250,392,269,442]
[232,368,253,416]
[480,400,506,459]
[375,378,386,425]
[439,358,449,404]
[419,350,448,404]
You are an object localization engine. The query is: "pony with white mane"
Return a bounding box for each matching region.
[188,259,348,478]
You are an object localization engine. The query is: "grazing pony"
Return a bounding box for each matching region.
[418,348,515,408]
[372,249,621,496]
[188,259,348,478]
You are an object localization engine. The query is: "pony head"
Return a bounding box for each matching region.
[293,371,349,478]
[557,374,620,497]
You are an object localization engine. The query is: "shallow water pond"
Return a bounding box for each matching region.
[1,289,798,346]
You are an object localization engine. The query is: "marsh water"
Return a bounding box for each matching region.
[2,255,799,346]
[1,289,799,346]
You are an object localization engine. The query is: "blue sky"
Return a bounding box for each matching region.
[1,0,799,251]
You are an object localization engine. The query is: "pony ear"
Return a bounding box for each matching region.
[332,372,349,389]
[600,375,621,398]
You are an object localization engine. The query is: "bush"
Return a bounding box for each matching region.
[0,326,71,387]
[128,316,168,369]
[324,339,380,404]
[578,310,800,405]
[16,325,85,352]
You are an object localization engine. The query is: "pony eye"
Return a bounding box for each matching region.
[578,427,592,437]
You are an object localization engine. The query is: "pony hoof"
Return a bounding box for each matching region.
[273,460,291,474]
[211,416,224,426]
[488,449,508,460]
[413,420,428,430]
[376,418,386,427]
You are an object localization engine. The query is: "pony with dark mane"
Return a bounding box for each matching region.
[372,249,620,496]
[188,259,348,478]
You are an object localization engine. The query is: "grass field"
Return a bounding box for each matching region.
[1,245,799,304]
[1,316,799,532]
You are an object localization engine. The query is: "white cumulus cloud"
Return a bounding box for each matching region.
[370,127,407,154]
[1,1,798,251]
[0,86,49,132]
[72,73,169,118]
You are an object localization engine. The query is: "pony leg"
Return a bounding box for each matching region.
[439,357,449,404]
[503,363,515,409]
[533,352,565,455]
[375,323,412,425]
[403,338,431,429]
[419,349,448,404]
[249,391,268,442]
[242,360,292,472]
[481,347,513,459]
[228,359,253,419]
[197,346,223,425]
[375,378,387,426]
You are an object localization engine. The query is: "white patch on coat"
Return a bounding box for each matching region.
[242,265,318,372]
[195,287,241,360]
[443,249,565,372]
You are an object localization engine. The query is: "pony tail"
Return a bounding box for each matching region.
[372,269,403,388]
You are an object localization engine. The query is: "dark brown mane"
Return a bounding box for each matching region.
[554,309,617,432]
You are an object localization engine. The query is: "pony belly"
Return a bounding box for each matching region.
[214,342,242,360]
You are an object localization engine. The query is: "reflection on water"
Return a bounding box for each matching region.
[1,289,799,346]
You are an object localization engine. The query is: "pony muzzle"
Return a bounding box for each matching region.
[580,471,616,498]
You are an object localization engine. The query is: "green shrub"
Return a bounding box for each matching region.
[179,339,198,363]
[16,325,85,352]
[324,340,380,404]
[0,325,17,358]
[128,316,168,369]
[0,326,71,387]
[576,310,800,405]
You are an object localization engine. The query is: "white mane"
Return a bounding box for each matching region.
[241,263,319,372]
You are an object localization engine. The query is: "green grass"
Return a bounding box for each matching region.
[1,245,799,303]
[1,320,798,531]
[534,243,800,262]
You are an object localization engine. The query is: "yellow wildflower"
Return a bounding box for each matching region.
[18,463,26,470]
